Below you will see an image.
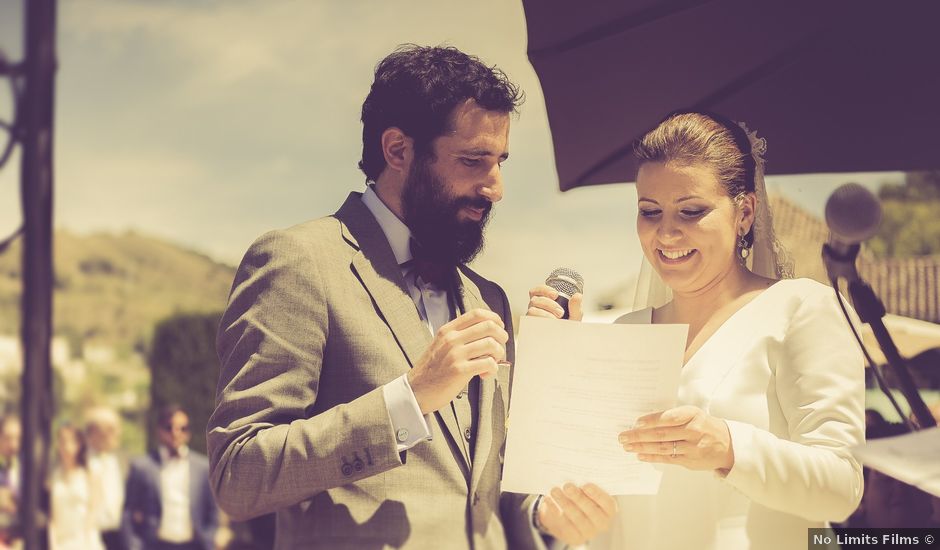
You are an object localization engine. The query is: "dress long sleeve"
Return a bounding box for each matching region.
[721,284,865,522]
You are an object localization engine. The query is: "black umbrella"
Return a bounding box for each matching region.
[523,0,940,191]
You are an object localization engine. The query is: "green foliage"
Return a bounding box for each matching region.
[0,230,235,352]
[147,311,222,455]
[0,231,236,456]
[0,370,21,407]
[868,171,940,258]
[878,171,940,201]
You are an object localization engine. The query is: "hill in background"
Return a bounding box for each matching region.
[0,230,236,353]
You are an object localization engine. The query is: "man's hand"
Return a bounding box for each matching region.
[408,308,508,415]
[526,285,583,321]
[537,483,616,546]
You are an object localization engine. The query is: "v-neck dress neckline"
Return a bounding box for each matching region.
[680,280,785,369]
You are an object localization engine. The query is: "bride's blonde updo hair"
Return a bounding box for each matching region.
[634,110,758,248]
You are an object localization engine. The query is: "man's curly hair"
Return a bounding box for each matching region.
[358,44,523,182]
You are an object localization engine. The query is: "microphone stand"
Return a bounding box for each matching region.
[823,243,937,430]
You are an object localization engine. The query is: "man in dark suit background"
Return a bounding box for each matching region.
[123,405,218,550]
[208,44,614,549]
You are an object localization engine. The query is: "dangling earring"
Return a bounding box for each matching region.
[738,233,751,260]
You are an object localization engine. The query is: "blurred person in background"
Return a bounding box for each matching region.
[848,405,940,529]
[858,415,935,528]
[49,423,104,550]
[122,404,217,550]
[86,407,128,550]
[0,414,21,549]
[841,408,903,528]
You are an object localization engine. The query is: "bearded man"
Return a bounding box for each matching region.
[208,46,613,550]
[207,45,613,550]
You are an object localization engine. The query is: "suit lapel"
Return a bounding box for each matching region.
[470,374,496,496]
[457,269,497,494]
[337,194,432,371]
[148,450,163,512]
[335,194,470,471]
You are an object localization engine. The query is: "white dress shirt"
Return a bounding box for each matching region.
[157,446,194,544]
[49,467,105,550]
[87,451,124,531]
[362,186,442,452]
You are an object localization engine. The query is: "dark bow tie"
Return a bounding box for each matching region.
[402,238,455,289]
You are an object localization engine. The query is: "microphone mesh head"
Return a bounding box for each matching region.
[825,183,883,244]
[546,267,584,298]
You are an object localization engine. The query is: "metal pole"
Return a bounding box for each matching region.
[19,0,57,548]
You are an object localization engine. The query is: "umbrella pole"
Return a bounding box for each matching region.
[19,0,57,548]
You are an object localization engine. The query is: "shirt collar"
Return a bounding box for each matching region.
[158,445,189,462]
[361,185,413,266]
[89,450,117,462]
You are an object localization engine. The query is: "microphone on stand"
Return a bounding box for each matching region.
[822,183,936,429]
[545,267,584,320]
[823,182,883,281]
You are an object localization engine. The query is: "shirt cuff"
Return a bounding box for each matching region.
[529,495,553,550]
[383,374,433,452]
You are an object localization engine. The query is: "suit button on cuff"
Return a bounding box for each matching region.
[396,428,410,442]
[464,428,472,441]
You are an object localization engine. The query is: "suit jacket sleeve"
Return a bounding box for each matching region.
[721,285,865,522]
[121,461,144,550]
[207,229,404,521]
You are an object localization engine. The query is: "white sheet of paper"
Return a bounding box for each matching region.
[501,315,687,496]
[852,426,940,498]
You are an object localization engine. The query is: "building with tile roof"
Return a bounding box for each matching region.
[771,194,940,325]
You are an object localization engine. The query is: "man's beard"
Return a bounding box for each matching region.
[401,155,492,266]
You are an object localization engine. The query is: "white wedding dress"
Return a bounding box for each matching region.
[589,278,865,550]
[49,468,105,550]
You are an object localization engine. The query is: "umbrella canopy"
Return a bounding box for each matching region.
[523,0,940,190]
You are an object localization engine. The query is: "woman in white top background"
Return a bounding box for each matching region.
[49,424,104,550]
[527,111,865,550]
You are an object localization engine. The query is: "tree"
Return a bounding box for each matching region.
[868,171,940,258]
[147,311,222,454]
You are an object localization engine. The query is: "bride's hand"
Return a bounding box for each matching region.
[526,285,583,321]
[618,406,735,472]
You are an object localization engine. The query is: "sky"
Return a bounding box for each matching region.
[0,0,904,315]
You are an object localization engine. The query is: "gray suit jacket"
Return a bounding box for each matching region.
[208,193,538,549]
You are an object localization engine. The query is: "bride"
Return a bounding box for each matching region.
[527,111,865,550]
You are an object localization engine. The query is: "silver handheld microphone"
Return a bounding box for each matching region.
[545,267,584,320]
